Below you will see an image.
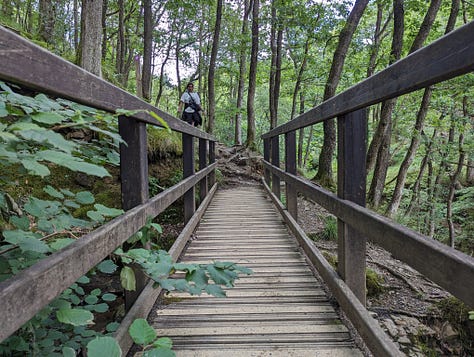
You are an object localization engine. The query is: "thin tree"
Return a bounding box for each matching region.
[142,0,153,101]
[80,0,103,77]
[207,0,223,134]
[313,0,369,187]
[246,0,258,149]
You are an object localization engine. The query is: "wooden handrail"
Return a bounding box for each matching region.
[262,21,474,139]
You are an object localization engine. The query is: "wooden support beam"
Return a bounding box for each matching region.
[208,141,216,187]
[199,138,208,202]
[263,138,271,186]
[285,131,297,219]
[337,109,367,306]
[183,133,195,223]
[118,116,149,311]
[271,136,281,199]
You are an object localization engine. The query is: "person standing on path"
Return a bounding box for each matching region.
[178,82,203,127]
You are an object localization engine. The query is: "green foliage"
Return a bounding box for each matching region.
[319,216,337,241]
[366,268,385,297]
[129,319,175,356]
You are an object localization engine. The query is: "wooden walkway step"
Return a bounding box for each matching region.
[148,187,363,356]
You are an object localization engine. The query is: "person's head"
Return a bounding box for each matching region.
[186,82,194,92]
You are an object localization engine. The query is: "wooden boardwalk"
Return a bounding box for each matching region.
[149,186,363,356]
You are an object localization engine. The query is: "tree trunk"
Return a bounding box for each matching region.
[155,34,173,107]
[246,0,259,149]
[234,0,250,145]
[38,0,56,44]
[269,0,283,130]
[142,0,153,101]
[101,0,107,59]
[80,0,103,77]
[207,0,223,134]
[367,0,404,207]
[409,0,442,53]
[314,0,369,187]
[135,55,143,98]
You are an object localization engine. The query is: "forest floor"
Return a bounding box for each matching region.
[214,143,473,357]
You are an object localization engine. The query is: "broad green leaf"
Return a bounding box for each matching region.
[62,346,76,357]
[174,263,199,273]
[146,261,172,279]
[31,112,64,125]
[91,288,101,296]
[43,185,65,199]
[97,259,118,274]
[93,204,123,217]
[150,223,163,234]
[102,293,117,302]
[51,299,72,310]
[85,295,99,305]
[76,275,90,284]
[50,238,75,251]
[205,284,226,298]
[9,215,30,230]
[8,122,45,132]
[106,322,120,333]
[153,337,173,350]
[120,266,136,291]
[92,303,109,313]
[60,189,75,197]
[75,191,95,204]
[86,124,125,144]
[206,265,237,287]
[20,129,76,152]
[0,102,8,117]
[187,269,209,288]
[37,150,110,177]
[3,230,50,253]
[20,158,50,177]
[56,308,94,326]
[86,337,121,357]
[129,318,157,346]
[87,210,104,223]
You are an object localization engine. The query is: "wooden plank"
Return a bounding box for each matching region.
[174,349,363,357]
[262,21,474,139]
[263,161,474,307]
[183,133,195,223]
[285,130,298,219]
[263,138,271,185]
[198,138,208,202]
[0,26,215,140]
[271,136,281,198]
[0,163,216,342]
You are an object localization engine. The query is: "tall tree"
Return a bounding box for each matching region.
[80,0,103,77]
[246,0,259,149]
[207,0,223,134]
[142,0,153,101]
[38,0,56,44]
[269,0,283,129]
[313,0,369,187]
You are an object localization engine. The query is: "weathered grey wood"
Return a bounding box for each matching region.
[337,110,367,306]
[118,116,150,310]
[262,162,474,307]
[208,140,216,187]
[0,163,215,342]
[263,138,271,185]
[150,187,364,355]
[263,178,403,357]
[115,183,217,353]
[198,138,208,202]
[262,21,474,139]
[285,130,298,219]
[183,133,195,223]
[0,26,215,140]
[271,136,281,198]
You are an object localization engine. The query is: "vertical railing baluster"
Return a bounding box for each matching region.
[209,140,216,187]
[199,138,208,202]
[285,131,297,219]
[337,109,367,305]
[118,116,149,311]
[271,136,281,199]
[183,133,195,223]
[263,138,271,186]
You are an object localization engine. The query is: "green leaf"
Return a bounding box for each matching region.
[9,215,30,230]
[187,268,209,289]
[106,322,120,333]
[129,318,157,346]
[20,158,50,177]
[86,337,121,357]
[97,259,118,274]
[37,150,110,177]
[76,275,90,284]
[93,204,123,217]
[85,295,99,305]
[56,308,94,326]
[3,230,50,253]
[148,111,171,132]
[91,288,101,296]
[31,112,64,125]
[102,293,117,302]
[75,191,95,204]
[205,284,226,298]
[143,349,175,357]
[50,238,75,251]
[19,129,76,153]
[206,265,237,287]
[120,266,136,291]
[92,303,109,313]
[87,210,104,223]
[153,337,173,350]
[43,185,65,199]
[62,346,77,357]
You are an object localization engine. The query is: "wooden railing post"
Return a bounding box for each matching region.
[199,138,208,202]
[209,140,216,187]
[285,131,297,219]
[271,136,281,199]
[337,109,367,305]
[263,138,271,185]
[118,116,149,311]
[183,133,195,223]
